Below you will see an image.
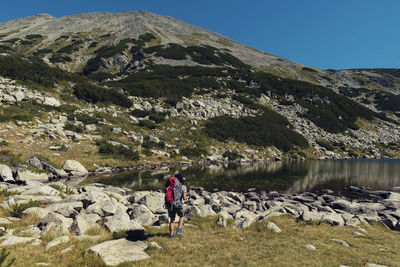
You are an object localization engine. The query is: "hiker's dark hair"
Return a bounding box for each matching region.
[176,173,184,183]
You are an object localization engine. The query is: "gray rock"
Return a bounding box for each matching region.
[22,207,50,219]
[130,204,157,226]
[0,164,13,182]
[60,245,74,254]
[19,225,41,237]
[352,231,367,238]
[0,232,34,246]
[104,211,144,234]
[21,185,60,196]
[234,218,253,229]
[321,213,345,226]
[137,192,165,214]
[77,190,111,208]
[70,214,101,236]
[331,238,351,247]
[45,236,70,251]
[150,241,162,250]
[62,160,88,176]
[330,199,359,213]
[43,97,61,107]
[38,212,73,235]
[300,211,322,222]
[86,199,128,217]
[88,239,150,266]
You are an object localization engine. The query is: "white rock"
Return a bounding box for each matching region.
[267,222,282,233]
[43,97,61,107]
[304,244,316,250]
[88,239,150,266]
[45,236,70,251]
[62,160,88,176]
[0,164,13,182]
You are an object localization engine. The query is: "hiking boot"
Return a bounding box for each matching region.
[176,227,183,237]
[169,234,174,239]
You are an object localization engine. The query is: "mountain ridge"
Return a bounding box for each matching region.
[0,11,397,171]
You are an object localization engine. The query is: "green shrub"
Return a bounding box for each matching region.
[0,189,20,197]
[204,109,309,152]
[223,150,243,160]
[12,200,41,218]
[25,34,43,40]
[0,55,71,87]
[138,120,157,129]
[0,150,24,167]
[32,48,53,56]
[316,140,335,151]
[88,72,114,81]
[181,146,208,159]
[73,81,132,108]
[97,140,140,161]
[64,123,84,133]
[67,113,98,125]
[250,71,390,133]
[49,55,72,63]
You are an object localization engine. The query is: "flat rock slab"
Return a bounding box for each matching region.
[88,239,149,266]
[0,234,34,246]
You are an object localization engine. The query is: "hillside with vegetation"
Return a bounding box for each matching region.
[0,10,398,174]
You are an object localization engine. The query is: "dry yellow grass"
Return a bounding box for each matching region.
[0,215,399,266]
[137,215,400,267]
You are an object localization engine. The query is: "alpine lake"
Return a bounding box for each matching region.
[80,159,400,195]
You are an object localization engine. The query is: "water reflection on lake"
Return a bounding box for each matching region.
[81,159,400,193]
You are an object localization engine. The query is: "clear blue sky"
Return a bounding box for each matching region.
[1,0,399,70]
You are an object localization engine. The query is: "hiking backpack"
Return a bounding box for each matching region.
[164,176,182,209]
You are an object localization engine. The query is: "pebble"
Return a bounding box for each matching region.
[267,222,282,233]
[352,231,367,238]
[304,244,316,250]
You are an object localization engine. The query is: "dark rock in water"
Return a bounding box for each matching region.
[293,196,315,203]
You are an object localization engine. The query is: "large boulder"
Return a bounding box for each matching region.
[38,212,73,235]
[0,164,13,182]
[62,160,88,176]
[321,212,345,226]
[43,97,61,107]
[77,191,111,208]
[70,214,101,235]
[130,204,157,226]
[137,192,165,214]
[86,199,128,217]
[22,207,50,219]
[21,185,60,196]
[104,211,144,234]
[88,239,149,266]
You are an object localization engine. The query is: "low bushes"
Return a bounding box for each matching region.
[204,109,309,152]
[97,140,140,161]
[181,146,208,159]
[11,200,41,218]
[73,81,132,108]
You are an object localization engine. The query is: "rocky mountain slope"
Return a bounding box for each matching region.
[0,11,398,176]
